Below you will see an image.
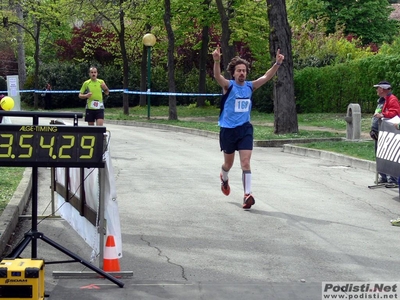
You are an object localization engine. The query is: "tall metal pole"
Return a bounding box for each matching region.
[98,166,106,269]
[143,33,156,120]
[147,46,152,120]
[31,115,39,258]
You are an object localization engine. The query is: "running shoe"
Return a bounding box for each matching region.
[390,218,400,226]
[242,194,255,209]
[220,174,230,196]
[377,178,387,184]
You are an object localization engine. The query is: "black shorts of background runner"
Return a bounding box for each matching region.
[85,109,104,123]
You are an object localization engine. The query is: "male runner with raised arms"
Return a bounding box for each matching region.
[212,46,284,209]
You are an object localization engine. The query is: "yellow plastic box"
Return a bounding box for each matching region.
[0,259,45,300]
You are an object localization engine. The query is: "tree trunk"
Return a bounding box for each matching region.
[197,24,209,107]
[118,8,130,115]
[267,0,298,134]
[197,0,212,107]
[33,20,41,110]
[16,3,26,88]
[164,0,177,120]
[215,0,235,77]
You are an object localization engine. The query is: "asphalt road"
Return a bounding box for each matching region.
[3,120,400,300]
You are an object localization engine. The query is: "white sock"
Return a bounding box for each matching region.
[242,170,252,194]
[221,167,229,181]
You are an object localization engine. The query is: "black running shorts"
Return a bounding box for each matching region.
[219,122,253,154]
[85,109,104,123]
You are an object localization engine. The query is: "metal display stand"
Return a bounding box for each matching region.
[52,150,133,279]
[0,111,124,288]
[368,121,398,190]
[368,161,398,189]
[368,178,398,189]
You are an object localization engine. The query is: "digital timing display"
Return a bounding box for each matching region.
[0,125,105,167]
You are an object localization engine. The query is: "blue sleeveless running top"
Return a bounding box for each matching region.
[218,80,253,128]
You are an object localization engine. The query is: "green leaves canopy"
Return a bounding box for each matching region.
[288,0,399,45]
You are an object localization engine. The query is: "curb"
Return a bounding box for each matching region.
[282,144,376,172]
[254,137,344,147]
[0,168,32,256]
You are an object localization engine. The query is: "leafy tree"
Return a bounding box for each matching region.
[61,0,149,116]
[287,0,327,27]
[326,0,399,45]
[55,23,117,64]
[379,35,400,55]
[0,0,62,109]
[287,0,399,45]
[229,0,270,69]
[291,19,374,69]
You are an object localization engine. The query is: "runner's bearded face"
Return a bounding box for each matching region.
[234,64,247,83]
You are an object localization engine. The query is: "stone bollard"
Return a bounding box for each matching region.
[344,103,361,140]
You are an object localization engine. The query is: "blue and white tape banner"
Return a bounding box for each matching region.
[0,89,222,96]
[124,90,221,96]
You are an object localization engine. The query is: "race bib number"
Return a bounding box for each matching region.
[89,100,104,109]
[234,98,251,112]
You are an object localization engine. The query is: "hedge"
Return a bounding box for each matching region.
[294,54,400,114]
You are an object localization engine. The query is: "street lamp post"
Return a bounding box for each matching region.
[142,33,156,120]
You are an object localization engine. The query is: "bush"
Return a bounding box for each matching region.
[22,63,88,108]
[294,54,400,113]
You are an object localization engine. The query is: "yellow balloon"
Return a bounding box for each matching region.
[0,96,14,111]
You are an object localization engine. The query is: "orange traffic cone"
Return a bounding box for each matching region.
[103,235,121,272]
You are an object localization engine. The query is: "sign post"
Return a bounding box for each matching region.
[6,75,21,111]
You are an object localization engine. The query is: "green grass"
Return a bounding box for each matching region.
[0,106,376,215]
[300,140,375,161]
[0,167,24,214]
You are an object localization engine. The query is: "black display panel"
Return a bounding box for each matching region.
[0,125,105,167]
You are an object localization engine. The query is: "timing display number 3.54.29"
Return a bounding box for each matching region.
[0,125,106,167]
